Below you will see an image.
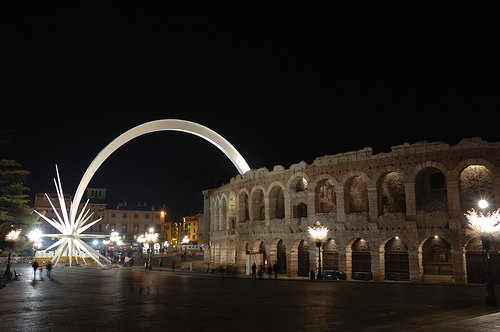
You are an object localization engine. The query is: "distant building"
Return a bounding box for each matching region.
[182,214,204,245]
[106,204,165,243]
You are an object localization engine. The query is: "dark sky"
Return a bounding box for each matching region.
[2,3,499,221]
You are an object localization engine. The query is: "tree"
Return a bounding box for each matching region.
[0,159,38,253]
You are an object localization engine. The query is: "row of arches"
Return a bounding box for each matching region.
[211,161,497,230]
[209,236,500,284]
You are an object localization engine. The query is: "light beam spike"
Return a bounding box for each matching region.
[74,210,93,232]
[44,193,66,228]
[34,210,66,234]
[54,165,71,230]
[44,238,65,252]
[77,218,102,235]
[77,239,112,266]
[74,239,106,267]
[74,199,90,226]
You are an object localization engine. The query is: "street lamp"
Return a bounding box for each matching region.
[465,203,500,307]
[28,229,43,250]
[308,221,329,279]
[4,228,21,279]
[137,228,159,270]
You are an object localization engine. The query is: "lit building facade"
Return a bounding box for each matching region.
[206,138,500,283]
[183,214,204,245]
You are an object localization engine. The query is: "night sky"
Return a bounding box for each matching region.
[2,3,498,221]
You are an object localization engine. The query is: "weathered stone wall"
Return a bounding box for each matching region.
[207,138,500,283]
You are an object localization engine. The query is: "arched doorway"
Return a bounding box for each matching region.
[459,165,496,211]
[466,238,500,284]
[323,239,339,271]
[297,240,310,277]
[422,236,453,276]
[384,237,409,281]
[277,240,287,274]
[352,238,372,280]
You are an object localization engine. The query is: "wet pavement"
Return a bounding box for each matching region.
[1,264,499,331]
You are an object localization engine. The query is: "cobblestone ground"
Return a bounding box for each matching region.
[1,264,499,332]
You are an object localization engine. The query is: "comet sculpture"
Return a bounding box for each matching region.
[34,166,111,267]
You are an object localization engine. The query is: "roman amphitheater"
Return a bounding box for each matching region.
[205,137,500,283]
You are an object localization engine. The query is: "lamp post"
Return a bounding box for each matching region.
[4,229,21,279]
[308,221,329,279]
[137,228,159,271]
[464,201,499,307]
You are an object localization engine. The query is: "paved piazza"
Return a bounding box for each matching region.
[1,266,499,331]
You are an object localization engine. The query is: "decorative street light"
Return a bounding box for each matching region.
[464,202,500,307]
[4,228,21,279]
[28,229,43,250]
[137,228,159,270]
[308,221,329,279]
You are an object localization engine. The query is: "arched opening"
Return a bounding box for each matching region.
[228,193,236,229]
[352,238,372,279]
[237,192,249,222]
[384,237,409,281]
[465,238,500,284]
[251,189,265,221]
[213,200,220,231]
[293,202,308,218]
[296,178,308,192]
[415,167,448,212]
[269,185,285,220]
[297,240,310,277]
[322,239,339,271]
[422,236,453,276]
[379,172,406,215]
[220,197,227,230]
[459,165,495,211]
[277,240,287,274]
[345,176,368,214]
[238,240,249,273]
[228,240,236,265]
[315,179,336,213]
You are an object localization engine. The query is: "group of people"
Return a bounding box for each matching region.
[251,262,279,280]
[31,260,52,279]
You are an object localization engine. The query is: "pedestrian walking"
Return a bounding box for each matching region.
[32,260,39,279]
[258,265,263,280]
[46,262,52,277]
[267,265,273,279]
[171,259,176,272]
[273,262,279,279]
[251,263,257,279]
[159,258,163,271]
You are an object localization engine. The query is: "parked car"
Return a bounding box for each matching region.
[323,270,347,280]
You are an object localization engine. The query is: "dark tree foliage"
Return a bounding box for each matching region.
[0,159,38,252]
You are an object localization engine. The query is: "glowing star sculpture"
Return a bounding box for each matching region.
[33,166,111,267]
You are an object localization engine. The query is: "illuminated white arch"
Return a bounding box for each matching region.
[69,119,250,221]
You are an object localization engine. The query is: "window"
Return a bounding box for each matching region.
[110,223,116,232]
[134,214,139,219]
[133,224,138,234]
[145,214,150,219]
[122,213,127,219]
[122,224,127,234]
